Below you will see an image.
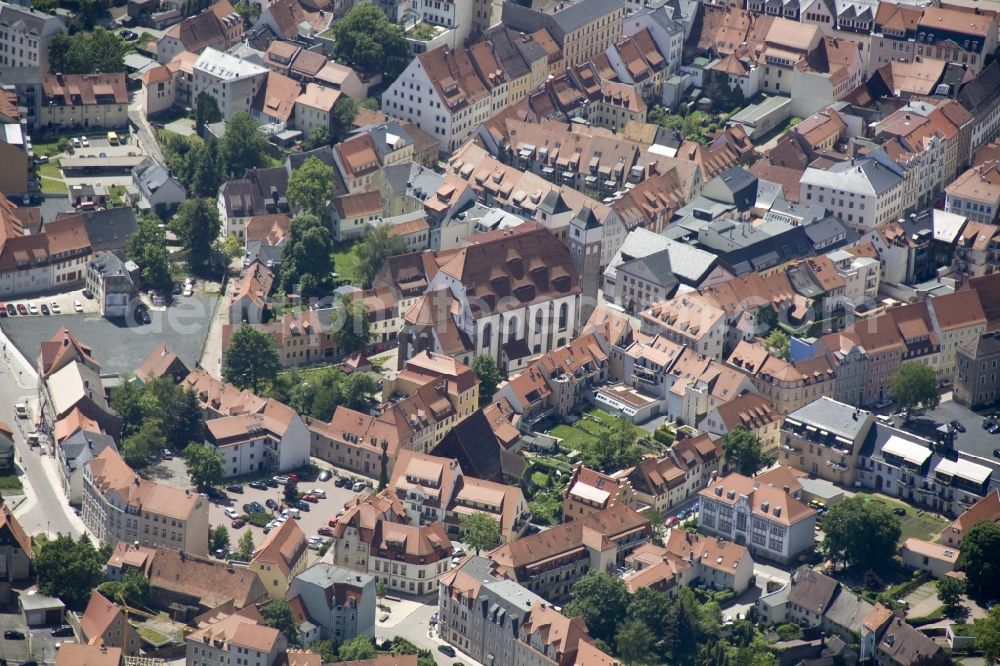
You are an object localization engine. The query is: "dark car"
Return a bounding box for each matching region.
[51,625,74,637]
[334,477,348,488]
[249,480,268,490]
[994,448,1000,458]
[318,470,332,482]
[265,499,279,511]
[985,418,996,430]
[438,645,456,658]
[892,507,907,516]
[249,501,265,513]
[265,477,279,488]
[990,423,1000,435]
[172,282,182,295]
[950,420,967,433]
[226,484,243,494]
[4,630,25,640]
[40,303,49,315]
[293,500,311,512]
[15,303,26,315]
[5,304,14,316]
[231,518,246,528]
[82,289,94,299]
[242,502,255,514]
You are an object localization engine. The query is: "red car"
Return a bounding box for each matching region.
[16,303,27,315]
[317,526,334,537]
[328,518,339,528]
[231,518,246,529]
[302,494,319,503]
[0,302,6,317]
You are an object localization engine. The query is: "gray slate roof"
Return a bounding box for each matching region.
[785,397,870,441]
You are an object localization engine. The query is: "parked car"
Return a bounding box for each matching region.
[352,481,366,492]
[231,518,246,529]
[302,494,319,503]
[162,448,173,460]
[27,303,37,314]
[892,507,907,516]
[273,475,290,485]
[283,507,300,518]
[51,625,74,637]
[226,484,243,494]
[73,300,83,313]
[993,448,1000,458]
[438,646,456,658]
[0,302,6,317]
[950,420,967,433]
[82,289,94,299]
[989,423,1000,435]
[4,630,25,640]
[242,503,255,514]
[39,303,49,315]
[334,477,348,488]
[248,480,267,490]
[5,304,15,316]
[293,500,311,512]
[15,303,26,315]
[265,499,279,511]
[249,501,265,513]
[265,477,279,488]
[71,137,81,148]
[309,488,326,499]
[225,508,239,519]
[318,470,332,482]
[80,136,89,148]
[318,526,334,537]
[328,518,339,528]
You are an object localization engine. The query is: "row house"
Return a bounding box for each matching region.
[192,48,268,121]
[698,469,817,564]
[957,60,1000,155]
[626,530,754,594]
[389,450,529,541]
[562,464,634,523]
[222,310,344,368]
[942,488,1000,549]
[487,505,651,601]
[203,401,311,479]
[727,340,837,415]
[287,563,376,645]
[0,3,64,74]
[495,331,610,426]
[639,293,728,360]
[799,151,905,232]
[38,72,128,131]
[856,423,992,518]
[600,28,672,103]
[187,612,287,666]
[946,161,1000,225]
[869,5,997,76]
[501,0,626,68]
[627,433,724,515]
[156,0,242,64]
[955,330,1000,408]
[862,219,932,290]
[704,391,783,452]
[82,447,210,556]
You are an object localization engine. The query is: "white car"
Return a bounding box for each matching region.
[71,137,81,148]
[183,285,193,297]
[50,301,60,313]
[73,300,83,313]
[309,488,326,499]
[80,136,90,147]
[224,508,239,519]
[351,481,366,492]
[27,303,38,314]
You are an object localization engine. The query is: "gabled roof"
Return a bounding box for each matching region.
[251,517,307,577]
[79,591,122,643]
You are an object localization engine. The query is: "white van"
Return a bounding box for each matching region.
[14,404,27,419]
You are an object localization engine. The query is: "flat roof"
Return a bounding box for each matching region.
[881,435,932,467]
[935,457,992,485]
[569,481,611,504]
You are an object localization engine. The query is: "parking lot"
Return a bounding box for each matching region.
[2,287,100,318]
[0,292,218,377]
[0,609,67,665]
[206,472,370,556]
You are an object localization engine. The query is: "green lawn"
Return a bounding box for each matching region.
[549,407,646,451]
[0,473,23,491]
[137,625,172,647]
[855,492,950,543]
[332,241,360,284]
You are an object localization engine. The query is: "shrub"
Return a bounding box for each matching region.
[713,589,737,605]
[531,472,550,488]
[242,512,270,527]
[776,623,803,641]
[653,428,675,446]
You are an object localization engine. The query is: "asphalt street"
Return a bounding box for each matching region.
[0,329,83,538]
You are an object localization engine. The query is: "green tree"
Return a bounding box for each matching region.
[233,0,260,23]
[222,112,268,178]
[353,223,406,288]
[279,214,333,297]
[978,606,1000,664]
[763,329,790,360]
[627,588,672,644]
[122,418,165,467]
[332,296,371,355]
[616,619,657,665]
[330,4,410,80]
[586,418,642,473]
[120,569,151,608]
[311,639,338,663]
[191,138,224,198]
[284,479,299,505]
[957,520,1000,595]
[126,216,172,293]
[184,443,224,489]
[821,495,901,570]
[236,530,255,560]
[376,579,387,601]
[889,361,940,417]
[172,198,220,275]
[48,27,126,74]
[218,233,244,263]
[174,387,207,450]
[564,572,629,648]
[35,534,104,610]
[223,324,281,392]
[111,379,146,440]
[302,127,331,151]
[722,426,775,476]
[262,598,300,646]
[378,440,389,491]
[470,355,503,403]
[338,636,376,662]
[210,524,230,554]
[331,96,359,142]
[287,156,335,216]
[460,511,501,554]
[937,576,965,614]
[195,92,223,131]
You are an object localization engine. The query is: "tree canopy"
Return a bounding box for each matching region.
[48,27,126,74]
[821,495,901,570]
[195,92,223,131]
[111,377,206,451]
[279,214,334,298]
[978,606,1000,664]
[470,355,503,403]
[262,598,300,646]
[237,530,255,561]
[330,4,410,80]
[460,511,501,554]
[722,426,775,476]
[353,223,407,289]
[287,156,334,216]
[184,443,225,489]
[338,636,377,662]
[126,216,172,293]
[222,112,269,178]
[223,324,282,392]
[267,367,375,420]
[958,520,1000,595]
[564,572,630,648]
[35,534,105,611]
[889,362,940,415]
[763,329,790,360]
[172,198,220,276]
[331,296,371,356]
[584,417,642,473]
